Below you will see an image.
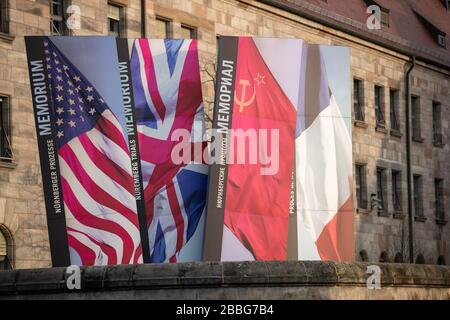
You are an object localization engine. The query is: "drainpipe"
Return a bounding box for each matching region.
[406,56,416,263]
[141,0,146,38]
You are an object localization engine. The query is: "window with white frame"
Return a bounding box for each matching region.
[108,3,124,37]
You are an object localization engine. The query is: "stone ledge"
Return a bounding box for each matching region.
[0,160,17,169]
[393,212,405,219]
[354,120,368,128]
[412,136,425,143]
[415,216,427,222]
[375,125,388,134]
[0,33,15,43]
[0,261,449,298]
[390,129,403,138]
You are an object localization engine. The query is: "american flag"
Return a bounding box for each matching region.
[130,39,208,263]
[44,38,142,266]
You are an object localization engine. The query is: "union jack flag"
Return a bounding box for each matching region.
[45,38,142,266]
[130,39,208,263]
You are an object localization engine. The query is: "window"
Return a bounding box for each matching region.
[108,3,124,37]
[392,170,402,212]
[0,229,7,269]
[379,251,389,263]
[394,252,403,263]
[441,0,450,10]
[415,254,425,264]
[353,79,364,121]
[389,89,399,131]
[0,226,12,270]
[413,175,424,218]
[156,17,172,39]
[433,101,443,146]
[437,34,446,48]
[380,8,389,27]
[0,0,9,34]
[411,95,422,141]
[376,167,387,212]
[375,85,385,126]
[359,250,369,262]
[0,95,12,162]
[435,179,445,221]
[51,0,69,35]
[355,164,368,209]
[180,24,197,39]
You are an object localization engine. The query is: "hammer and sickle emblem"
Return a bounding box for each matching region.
[234,79,256,113]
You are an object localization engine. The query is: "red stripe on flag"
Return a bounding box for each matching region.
[67,227,118,265]
[78,133,135,195]
[145,196,154,228]
[138,39,166,121]
[133,244,142,264]
[61,176,135,264]
[96,115,130,155]
[144,163,181,211]
[67,233,97,266]
[315,196,354,262]
[166,183,184,252]
[60,144,139,228]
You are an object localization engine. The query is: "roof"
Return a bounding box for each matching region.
[259,0,450,69]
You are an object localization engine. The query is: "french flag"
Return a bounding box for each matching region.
[295,44,354,262]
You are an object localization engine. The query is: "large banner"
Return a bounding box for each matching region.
[26,35,351,266]
[26,37,208,266]
[204,37,354,262]
[128,39,208,263]
[295,44,354,261]
[26,36,144,266]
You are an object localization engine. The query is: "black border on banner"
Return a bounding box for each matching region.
[25,36,70,267]
[203,36,239,261]
[115,38,151,263]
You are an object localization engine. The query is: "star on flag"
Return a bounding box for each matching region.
[254,73,265,86]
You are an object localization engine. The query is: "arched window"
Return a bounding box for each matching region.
[379,251,389,263]
[437,256,446,265]
[359,250,369,262]
[415,254,425,264]
[0,225,13,270]
[394,252,403,263]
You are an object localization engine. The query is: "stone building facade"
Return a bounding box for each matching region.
[0,0,448,269]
